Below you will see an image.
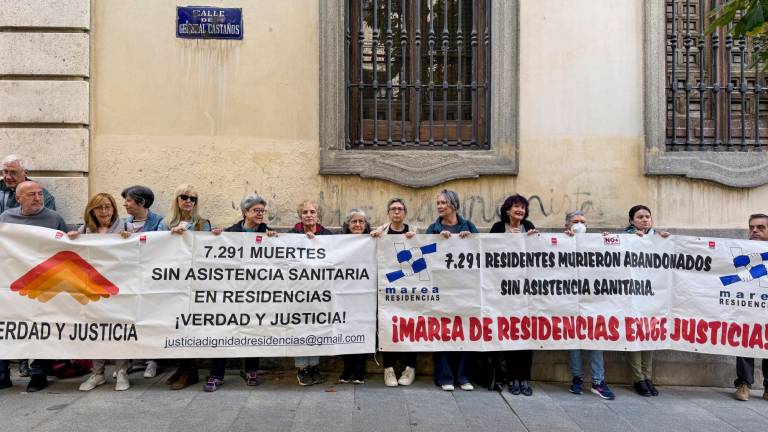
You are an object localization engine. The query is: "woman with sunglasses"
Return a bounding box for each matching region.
[68,193,133,392]
[159,184,211,390]
[203,194,276,392]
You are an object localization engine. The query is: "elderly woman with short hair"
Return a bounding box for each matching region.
[159,184,211,390]
[290,200,332,385]
[67,193,133,392]
[203,194,277,392]
[371,198,418,387]
[337,208,371,384]
[426,190,478,391]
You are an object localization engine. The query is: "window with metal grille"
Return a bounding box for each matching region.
[666,0,765,151]
[345,0,490,149]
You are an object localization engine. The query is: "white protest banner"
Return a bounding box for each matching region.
[0,223,376,359]
[378,233,768,358]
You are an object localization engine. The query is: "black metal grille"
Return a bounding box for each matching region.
[345,0,490,149]
[666,0,766,151]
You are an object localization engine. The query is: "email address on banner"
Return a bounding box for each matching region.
[163,334,366,349]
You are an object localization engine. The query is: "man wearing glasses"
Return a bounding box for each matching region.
[0,155,56,214]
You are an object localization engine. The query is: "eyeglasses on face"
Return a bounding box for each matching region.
[94,205,113,211]
[249,208,266,214]
[178,194,198,203]
[388,207,405,212]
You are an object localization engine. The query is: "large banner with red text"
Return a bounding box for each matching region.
[377,233,768,358]
[0,223,376,359]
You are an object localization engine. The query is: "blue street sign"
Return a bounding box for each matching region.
[176,6,243,40]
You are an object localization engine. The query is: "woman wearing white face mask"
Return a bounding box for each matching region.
[563,211,615,400]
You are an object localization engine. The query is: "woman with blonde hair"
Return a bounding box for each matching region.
[67,193,133,391]
[158,184,211,233]
[159,184,211,390]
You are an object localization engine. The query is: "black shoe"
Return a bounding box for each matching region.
[633,380,652,397]
[645,379,659,396]
[519,380,533,396]
[309,366,327,385]
[297,368,313,386]
[509,380,521,395]
[26,374,47,393]
[0,376,11,390]
[489,382,503,392]
[338,369,353,384]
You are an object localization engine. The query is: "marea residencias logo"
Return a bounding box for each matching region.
[386,242,437,283]
[10,251,120,305]
[720,251,768,286]
[384,242,440,302]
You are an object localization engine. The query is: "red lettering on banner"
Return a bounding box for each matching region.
[453,317,465,341]
[497,317,510,341]
[511,316,520,340]
[414,317,427,341]
[468,317,490,341]
[551,316,562,340]
[625,317,667,342]
[428,317,441,341]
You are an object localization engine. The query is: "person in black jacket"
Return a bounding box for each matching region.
[290,200,332,385]
[489,194,537,396]
[203,194,277,392]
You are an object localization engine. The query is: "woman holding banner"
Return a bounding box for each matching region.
[290,200,332,386]
[338,208,371,384]
[371,198,417,387]
[426,190,478,391]
[623,204,669,397]
[203,194,277,392]
[160,184,212,390]
[488,194,537,396]
[68,193,133,392]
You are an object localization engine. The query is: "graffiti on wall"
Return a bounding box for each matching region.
[230,183,600,229]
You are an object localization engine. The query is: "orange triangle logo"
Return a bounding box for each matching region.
[11,251,120,305]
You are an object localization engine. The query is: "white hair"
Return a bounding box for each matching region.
[2,155,27,171]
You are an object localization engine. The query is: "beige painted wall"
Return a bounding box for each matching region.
[89,0,768,231]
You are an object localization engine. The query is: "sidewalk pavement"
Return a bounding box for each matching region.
[0,368,766,432]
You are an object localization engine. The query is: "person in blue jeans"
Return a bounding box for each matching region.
[426,189,478,392]
[564,210,615,400]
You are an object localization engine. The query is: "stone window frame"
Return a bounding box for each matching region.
[319,0,519,188]
[644,1,768,188]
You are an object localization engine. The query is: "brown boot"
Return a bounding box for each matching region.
[763,390,768,401]
[170,368,199,390]
[165,368,184,385]
[734,383,750,401]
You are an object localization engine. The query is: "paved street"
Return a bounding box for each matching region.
[0,367,766,432]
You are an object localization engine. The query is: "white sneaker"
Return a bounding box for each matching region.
[384,367,398,387]
[460,382,474,391]
[115,370,130,391]
[143,361,157,378]
[79,373,106,391]
[441,384,455,391]
[398,366,415,386]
